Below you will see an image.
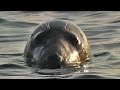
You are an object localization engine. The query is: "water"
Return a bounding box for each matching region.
[0,11,120,79]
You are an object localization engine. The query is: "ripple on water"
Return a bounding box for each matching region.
[0,11,120,79]
[0,18,38,28]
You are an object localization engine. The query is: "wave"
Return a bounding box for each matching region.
[0,34,28,38]
[72,74,114,79]
[0,18,7,23]
[56,17,74,21]
[85,12,107,17]
[110,19,120,23]
[0,39,27,42]
[0,18,38,27]
[93,52,110,57]
[0,64,25,69]
[0,53,22,56]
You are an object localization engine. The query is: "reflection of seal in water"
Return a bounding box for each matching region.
[23,20,92,69]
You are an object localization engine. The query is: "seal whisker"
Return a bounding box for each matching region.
[48,22,50,29]
[65,18,70,30]
[40,23,44,28]
[45,22,50,29]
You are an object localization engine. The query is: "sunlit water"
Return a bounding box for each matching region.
[0,11,120,79]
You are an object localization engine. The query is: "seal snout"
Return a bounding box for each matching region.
[46,54,61,64]
[40,53,62,69]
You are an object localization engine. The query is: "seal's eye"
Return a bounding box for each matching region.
[68,36,78,46]
[33,31,50,45]
[34,35,44,45]
[65,33,81,49]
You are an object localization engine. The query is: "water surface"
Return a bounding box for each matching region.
[0,11,120,79]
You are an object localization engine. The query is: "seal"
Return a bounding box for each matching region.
[23,20,92,69]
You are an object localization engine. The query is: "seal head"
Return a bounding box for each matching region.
[24,20,92,69]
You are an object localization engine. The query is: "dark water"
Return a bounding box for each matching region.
[0,11,120,79]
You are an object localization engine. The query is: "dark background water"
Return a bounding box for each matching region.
[0,11,120,79]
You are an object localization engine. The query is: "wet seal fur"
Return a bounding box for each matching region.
[24,20,92,69]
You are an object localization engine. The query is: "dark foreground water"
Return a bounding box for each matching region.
[0,11,120,79]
